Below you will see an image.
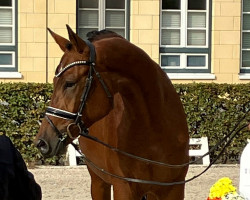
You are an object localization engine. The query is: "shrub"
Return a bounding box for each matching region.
[175,83,250,163]
[0,82,249,164]
[0,83,53,164]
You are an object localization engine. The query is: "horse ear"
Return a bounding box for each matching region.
[66,24,86,53]
[48,28,71,52]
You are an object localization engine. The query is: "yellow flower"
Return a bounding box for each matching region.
[209,177,236,199]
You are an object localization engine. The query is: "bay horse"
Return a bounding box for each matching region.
[35,25,189,200]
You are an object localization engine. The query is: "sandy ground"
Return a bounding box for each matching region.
[30,165,240,200]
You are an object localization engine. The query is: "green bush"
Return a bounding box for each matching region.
[175,83,250,163]
[0,82,249,164]
[0,83,53,164]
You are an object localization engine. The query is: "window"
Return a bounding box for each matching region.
[77,0,129,40]
[241,0,250,73]
[161,54,207,69]
[0,0,17,72]
[160,0,211,73]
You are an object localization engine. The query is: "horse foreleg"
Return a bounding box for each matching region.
[113,182,146,200]
[88,168,111,200]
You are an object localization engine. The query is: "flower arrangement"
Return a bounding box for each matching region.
[207,177,245,200]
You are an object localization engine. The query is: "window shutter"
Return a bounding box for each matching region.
[79,10,98,27]
[105,11,125,27]
[243,32,250,49]
[0,9,12,25]
[187,30,206,46]
[162,29,180,45]
[243,0,250,12]
[0,27,12,43]
[243,14,250,30]
[187,12,206,28]
[162,12,180,28]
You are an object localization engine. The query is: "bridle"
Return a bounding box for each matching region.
[44,38,250,186]
[44,39,112,154]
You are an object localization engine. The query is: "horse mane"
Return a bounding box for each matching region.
[86,30,124,42]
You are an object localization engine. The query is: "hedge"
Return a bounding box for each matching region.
[0,82,249,164]
[0,83,53,164]
[175,83,250,164]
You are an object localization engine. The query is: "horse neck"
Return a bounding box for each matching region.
[94,39,188,153]
[96,38,177,124]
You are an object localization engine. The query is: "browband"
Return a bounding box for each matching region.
[55,39,96,77]
[55,60,91,77]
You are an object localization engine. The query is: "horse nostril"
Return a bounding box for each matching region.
[36,139,50,155]
[36,139,45,148]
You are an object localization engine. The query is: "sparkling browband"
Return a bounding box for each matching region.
[55,60,94,77]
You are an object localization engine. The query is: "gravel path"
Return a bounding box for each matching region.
[30,165,240,200]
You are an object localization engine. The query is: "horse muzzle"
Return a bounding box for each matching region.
[35,136,66,158]
[36,139,50,155]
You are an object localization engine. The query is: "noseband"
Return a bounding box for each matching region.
[45,40,112,152]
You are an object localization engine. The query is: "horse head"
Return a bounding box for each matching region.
[35,25,113,157]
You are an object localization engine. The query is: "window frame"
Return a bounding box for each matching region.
[160,53,208,70]
[0,0,17,72]
[160,0,212,74]
[0,51,15,68]
[76,0,130,40]
[160,0,209,48]
[241,0,250,74]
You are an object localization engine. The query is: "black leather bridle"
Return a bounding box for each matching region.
[44,40,112,154]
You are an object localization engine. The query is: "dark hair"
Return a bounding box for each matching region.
[86,29,123,42]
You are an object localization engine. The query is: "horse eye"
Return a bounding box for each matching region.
[65,82,76,88]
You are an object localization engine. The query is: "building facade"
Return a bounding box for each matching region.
[0,0,249,83]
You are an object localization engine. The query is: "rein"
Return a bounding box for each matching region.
[45,38,250,186]
[73,118,249,186]
[79,107,250,168]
